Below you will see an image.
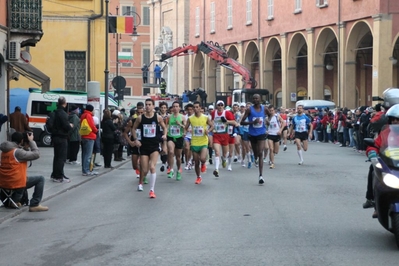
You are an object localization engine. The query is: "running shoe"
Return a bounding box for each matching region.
[255,159,259,168]
[213,169,219,177]
[263,158,268,163]
[283,146,287,151]
[270,163,275,169]
[209,158,213,165]
[176,171,182,181]
[247,161,252,169]
[160,164,165,172]
[201,163,207,173]
[137,184,143,191]
[135,169,140,178]
[149,190,156,198]
[167,167,171,174]
[298,161,303,165]
[195,177,202,184]
[222,159,227,168]
[259,176,265,184]
[168,170,174,179]
[241,161,246,167]
[228,165,232,171]
[233,156,238,163]
[251,154,255,163]
[143,177,148,184]
[184,162,192,170]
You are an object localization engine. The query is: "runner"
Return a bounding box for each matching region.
[266,105,286,169]
[210,100,238,177]
[238,102,251,168]
[240,94,270,184]
[290,104,313,165]
[184,103,194,170]
[158,102,169,173]
[279,107,290,151]
[226,106,237,171]
[232,103,242,164]
[207,105,215,165]
[132,98,167,198]
[186,101,214,184]
[166,101,186,180]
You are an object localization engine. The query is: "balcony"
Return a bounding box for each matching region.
[8,0,43,47]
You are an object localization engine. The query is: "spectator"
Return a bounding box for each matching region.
[66,104,81,165]
[154,64,162,84]
[51,96,73,183]
[91,115,102,170]
[9,106,31,133]
[0,132,48,212]
[80,105,98,176]
[112,110,125,161]
[141,64,149,83]
[182,90,189,103]
[101,110,117,168]
[198,87,207,107]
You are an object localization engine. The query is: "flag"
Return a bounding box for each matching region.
[108,16,134,34]
[118,52,133,63]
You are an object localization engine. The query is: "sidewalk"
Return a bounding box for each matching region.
[0,147,130,223]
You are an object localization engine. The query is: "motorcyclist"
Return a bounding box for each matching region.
[363,88,399,211]
[366,103,399,218]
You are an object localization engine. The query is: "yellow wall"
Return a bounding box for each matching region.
[10,0,106,91]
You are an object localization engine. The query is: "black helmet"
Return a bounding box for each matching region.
[382,88,399,109]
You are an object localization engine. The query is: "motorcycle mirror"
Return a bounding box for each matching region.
[372,96,384,101]
[364,138,375,147]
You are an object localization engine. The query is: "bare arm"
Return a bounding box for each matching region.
[207,117,214,134]
[158,115,167,139]
[240,109,253,125]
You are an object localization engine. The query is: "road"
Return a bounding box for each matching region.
[0,142,398,265]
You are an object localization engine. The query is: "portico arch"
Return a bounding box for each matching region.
[244,42,259,87]
[264,38,282,106]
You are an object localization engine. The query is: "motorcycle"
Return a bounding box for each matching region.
[364,124,399,248]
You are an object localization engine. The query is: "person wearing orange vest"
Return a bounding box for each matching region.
[0,132,48,212]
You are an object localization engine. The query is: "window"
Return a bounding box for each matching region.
[122,5,137,21]
[227,0,232,29]
[121,47,132,68]
[246,0,252,25]
[65,51,86,91]
[123,87,131,96]
[143,88,151,96]
[143,48,150,65]
[195,7,200,37]
[316,0,328,7]
[210,2,215,33]
[267,0,274,20]
[142,6,150,25]
[294,0,302,13]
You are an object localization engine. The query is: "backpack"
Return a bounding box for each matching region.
[45,111,56,134]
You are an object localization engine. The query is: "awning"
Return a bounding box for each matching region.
[10,62,51,92]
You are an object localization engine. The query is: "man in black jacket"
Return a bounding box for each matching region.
[51,96,73,183]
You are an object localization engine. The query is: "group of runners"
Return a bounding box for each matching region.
[122,94,313,199]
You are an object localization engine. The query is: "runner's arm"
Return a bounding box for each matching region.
[131,116,141,140]
[207,117,214,133]
[158,115,168,139]
[239,109,253,125]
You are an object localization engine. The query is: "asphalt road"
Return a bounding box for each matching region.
[0,142,398,266]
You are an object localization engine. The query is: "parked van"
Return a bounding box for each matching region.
[295,100,336,111]
[25,89,118,146]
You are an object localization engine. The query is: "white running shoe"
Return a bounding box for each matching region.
[137,184,143,191]
[258,176,265,184]
[298,161,304,165]
[228,165,232,171]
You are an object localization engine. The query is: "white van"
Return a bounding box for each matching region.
[26,89,118,146]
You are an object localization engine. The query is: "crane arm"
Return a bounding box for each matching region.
[160,41,257,89]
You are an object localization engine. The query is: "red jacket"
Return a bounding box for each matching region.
[80,110,98,140]
[366,126,399,157]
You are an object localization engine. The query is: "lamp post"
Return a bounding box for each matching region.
[104,0,110,110]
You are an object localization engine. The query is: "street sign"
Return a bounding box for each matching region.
[112,76,126,89]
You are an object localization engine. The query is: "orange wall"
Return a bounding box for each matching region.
[0,0,7,26]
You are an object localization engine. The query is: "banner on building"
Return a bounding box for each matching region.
[118,52,133,63]
[109,16,134,34]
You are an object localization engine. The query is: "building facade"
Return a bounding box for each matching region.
[189,0,399,108]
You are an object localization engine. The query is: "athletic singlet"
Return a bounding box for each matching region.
[213,110,228,134]
[185,114,192,138]
[248,105,266,136]
[167,114,184,138]
[139,113,159,146]
[292,114,311,133]
[268,114,281,135]
[189,114,209,146]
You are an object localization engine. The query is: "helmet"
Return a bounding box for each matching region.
[386,104,399,120]
[382,88,399,109]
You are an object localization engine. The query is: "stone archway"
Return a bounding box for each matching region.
[392,36,399,87]
[207,57,220,103]
[345,21,373,107]
[314,27,338,101]
[243,42,259,87]
[226,45,239,90]
[192,53,205,94]
[287,33,308,107]
[264,38,282,106]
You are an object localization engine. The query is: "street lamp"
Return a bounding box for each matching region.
[104,0,110,110]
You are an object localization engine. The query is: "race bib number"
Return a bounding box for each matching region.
[136,129,142,140]
[169,125,181,137]
[253,117,263,128]
[270,121,277,129]
[193,126,205,137]
[143,124,156,138]
[228,125,234,135]
[215,122,226,133]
